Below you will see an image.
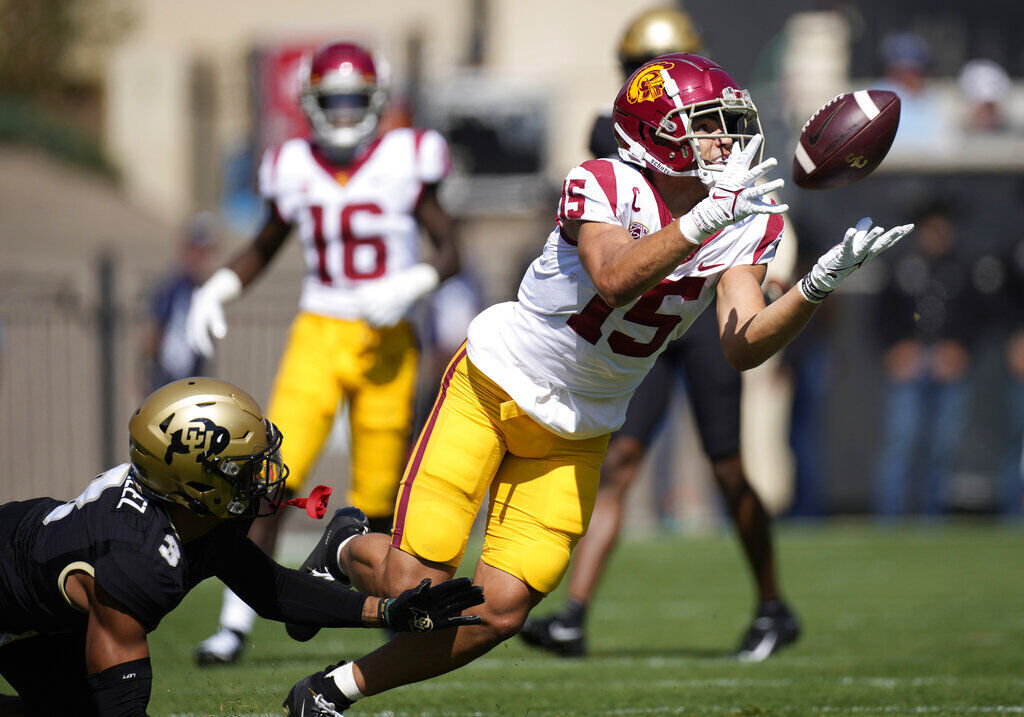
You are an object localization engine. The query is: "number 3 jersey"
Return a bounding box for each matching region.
[0,464,250,636]
[467,158,784,439]
[258,128,451,320]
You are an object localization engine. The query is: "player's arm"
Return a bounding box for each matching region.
[217,538,483,633]
[415,183,460,281]
[716,217,915,371]
[186,205,292,357]
[576,219,699,307]
[64,572,153,717]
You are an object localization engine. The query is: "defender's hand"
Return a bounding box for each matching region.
[185,268,242,358]
[799,217,914,303]
[378,577,485,633]
[679,134,788,245]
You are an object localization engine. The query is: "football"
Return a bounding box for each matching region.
[792,90,901,190]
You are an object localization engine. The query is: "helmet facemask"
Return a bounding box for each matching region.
[211,420,289,518]
[299,47,389,153]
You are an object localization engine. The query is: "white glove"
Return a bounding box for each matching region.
[678,134,789,245]
[799,217,915,303]
[355,264,440,328]
[186,268,243,358]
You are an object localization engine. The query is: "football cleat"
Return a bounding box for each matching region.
[283,662,353,716]
[519,615,587,658]
[285,507,370,642]
[194,627,245,666]
[736,600,802,662]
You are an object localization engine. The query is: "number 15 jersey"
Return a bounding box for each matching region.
[467,158,783,439]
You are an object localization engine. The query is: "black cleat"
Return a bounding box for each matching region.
[736,600,801,662]
[519,615,587,658]
[285,507,369,642]
[282,662,353,716]
[194,627,245,666]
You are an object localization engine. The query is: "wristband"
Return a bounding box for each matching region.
[677,212,710,246]
[377,597,391,629]
[798,273,829,304]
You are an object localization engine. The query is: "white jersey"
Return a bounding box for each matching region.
[468,158,783,439]
[258,128,450,320]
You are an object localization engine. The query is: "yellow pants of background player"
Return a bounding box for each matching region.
[269,312,418,519]
[391,347,610,594]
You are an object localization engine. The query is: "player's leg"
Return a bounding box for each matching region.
[521,348,674,656]
[681,313,799,660]
[349,407,608,698]
[347,322,419,533]
[196,312,343,665]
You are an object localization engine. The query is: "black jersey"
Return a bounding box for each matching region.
[0,464,251,635]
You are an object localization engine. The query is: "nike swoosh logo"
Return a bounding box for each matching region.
[698,261,724,271]
[808,102,845,146]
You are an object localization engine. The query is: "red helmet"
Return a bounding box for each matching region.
[300,41,389,150]
[612,53,762,184]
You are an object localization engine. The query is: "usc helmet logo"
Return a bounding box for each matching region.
[627,62,674,104]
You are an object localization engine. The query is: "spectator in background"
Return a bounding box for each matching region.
[874,201,980,517]
[138,213,218,395]
[997,235,1024,516]
[958,59,1012,134]
[877,32,951,151]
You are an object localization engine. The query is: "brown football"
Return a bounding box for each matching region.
[792,90,901,190]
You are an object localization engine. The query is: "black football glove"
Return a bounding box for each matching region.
[378,577,485,633]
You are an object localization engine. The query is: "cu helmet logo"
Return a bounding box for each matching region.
[627,62,674,104]
[163,418,231,465]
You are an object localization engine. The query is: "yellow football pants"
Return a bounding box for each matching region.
[268,312,418,519]
[391,347,610,594]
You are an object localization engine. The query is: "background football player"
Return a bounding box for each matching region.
[186,40,461,664]
[281,53,913,716]
[0,378,482,717]
[521,6,801,662]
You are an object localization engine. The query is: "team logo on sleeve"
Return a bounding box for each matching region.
[629,221,649,239]
[627,62,674,104]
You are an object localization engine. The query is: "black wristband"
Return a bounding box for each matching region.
[87,657,152,717]
[798,273,829,303]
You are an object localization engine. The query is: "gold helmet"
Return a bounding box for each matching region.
[128,377,288,519]
[618,7,704,77]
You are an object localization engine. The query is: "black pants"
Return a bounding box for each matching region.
[0,631,97,716]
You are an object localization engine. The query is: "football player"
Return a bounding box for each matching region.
[186,40,461,664]
[0,377,483,716]
[521,7,801,662]
[282,54,913,716]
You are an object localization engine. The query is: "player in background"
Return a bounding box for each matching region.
[186,41,461,664]
[521,7,801,662]
[281,53,913,715]
[0,378,482,716]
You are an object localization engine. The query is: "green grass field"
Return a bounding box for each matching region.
[75,522,1024,714]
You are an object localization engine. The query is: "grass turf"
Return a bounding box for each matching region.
[26,521,1024,715]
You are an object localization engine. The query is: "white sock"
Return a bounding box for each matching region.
[218,587,256,635]
[328,661,364,702]
[334,534,359,580]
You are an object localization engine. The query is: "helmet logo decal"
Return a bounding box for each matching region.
[627,62,674,104]
[163,418,231,465]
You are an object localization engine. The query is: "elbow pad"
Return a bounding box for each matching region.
[87,657,152,717]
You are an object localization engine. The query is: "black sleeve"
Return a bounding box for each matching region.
[94,551,185,633]
[216,538,369,628]
[86,657,152,717]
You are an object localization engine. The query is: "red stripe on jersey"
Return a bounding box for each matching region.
[580,159,618,214]
[753,213,785,263]
[268,144,283,188]
[638,169,673,228]
[391,344,469,549]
